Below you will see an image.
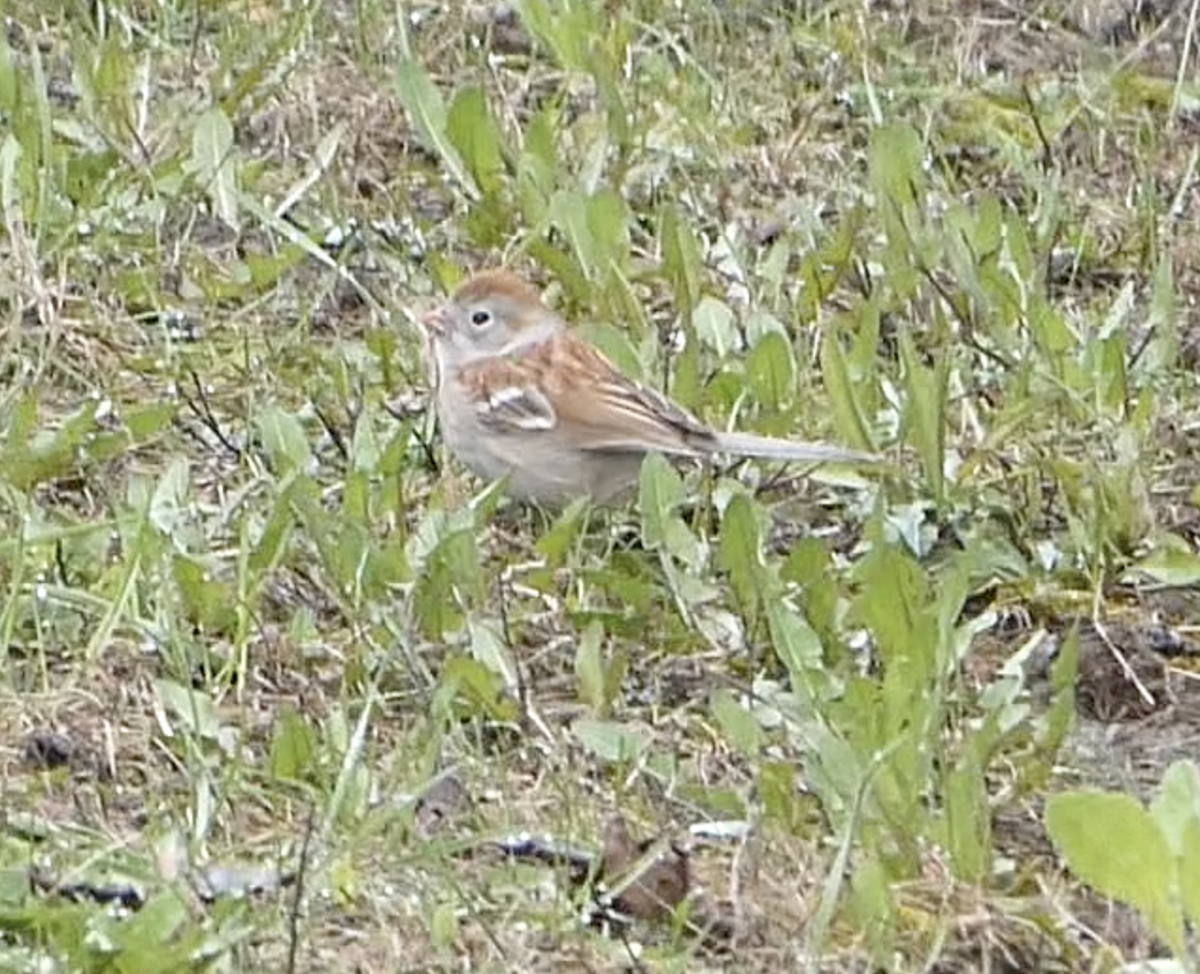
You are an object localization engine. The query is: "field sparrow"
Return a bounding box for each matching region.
[419,269,877,505]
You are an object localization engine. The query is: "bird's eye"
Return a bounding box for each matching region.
[470,309,492,328]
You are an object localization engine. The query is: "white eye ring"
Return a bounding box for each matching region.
[470,309,492,327]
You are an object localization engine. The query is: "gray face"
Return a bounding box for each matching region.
[423,298,505,374]
[447,297,512,356]
[433,294,562,371]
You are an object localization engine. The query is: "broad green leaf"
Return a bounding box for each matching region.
[853,545,929,664]
[1137,256,1178,376]
[1128,547,1200,587]
[1003,209,1036,284]
[257,406,312,475]
[605,264,653,338]
[867,123,925,297]
[757,761,802,828]
[1038,623,1078,756]
[1093,334,1129,416]
[2,395,101,490]
[768,602,824,681]
[1179,816,1200,930]
[820,326,874,450]
[469,619,518,691]
[936,554,973,664]
[603,645,629,709]
[274,121,345,218]
[0,28,16,111]
[1045,791,1183,955]
[660,555,715,613]
[867,123,924,216]
[536,495,591,567]
[516,103,558,225]
[395,58,472,196]
[173,554,235,633]
[572,718,648,763]
[516,0,629,146]
[849,857,896,965]
[638,453,684,549]
[414,528,481,637]
[804,714,865,822]
[694,296,737,358]
[583,550,662,621]
[942,751,990,882]
[1027,299,1075,359]
[430,900,459,950]
[343,469,370,525]
[154,679,220,740]
[745,330,795,410]
[744,308,789,346]
[446,86,506,198]
[550,188,629,286]
[576,115,612,194]
[661,204,703,320]
[217,2,313,113]
[710,688,764,755]
[846,298,883,380]
[269,707,317,783]
[349,411,381,473]
[150,457,190,536]
[125,402,178,440]
[971,195,1003,256]
[548,189,596,280]
[898,330,947,507]
[1150,760,1200,856]
[191,107,238,229]
[576,319,642,379]
[248,478,299,575]
[783,539,843,643]
[575,620,607,713]
[671,336,704,413]
[585,187,630,279]
[436,656,518,721]
[113,889,188,955]
[516,0,588,69]
[717,493,764,621]
[588,44,631,150]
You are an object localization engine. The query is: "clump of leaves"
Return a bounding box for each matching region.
[1048,760,1200,971]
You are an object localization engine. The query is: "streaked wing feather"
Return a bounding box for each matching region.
[567,378,713,455]
[545,334,715,454]
[473,383,557,432]
[458,332,715,455]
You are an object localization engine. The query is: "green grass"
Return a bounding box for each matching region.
[2,0,1200,970]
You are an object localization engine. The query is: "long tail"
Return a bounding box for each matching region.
[711,430,880,465]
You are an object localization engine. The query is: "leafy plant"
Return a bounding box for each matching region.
[1048,761,1200,971]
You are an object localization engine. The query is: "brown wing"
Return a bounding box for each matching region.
[458,332,718,456]
[471,383,556,431]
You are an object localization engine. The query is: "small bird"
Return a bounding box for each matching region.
[419,269,877,505]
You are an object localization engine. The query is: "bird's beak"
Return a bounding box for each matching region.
[420,305,449,336]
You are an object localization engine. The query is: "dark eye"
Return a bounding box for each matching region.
[471,309,492,327]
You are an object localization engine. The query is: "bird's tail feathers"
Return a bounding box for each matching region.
[712,430,879,465]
